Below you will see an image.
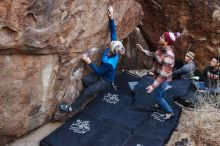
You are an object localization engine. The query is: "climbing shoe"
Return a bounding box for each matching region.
[59,102,73,113]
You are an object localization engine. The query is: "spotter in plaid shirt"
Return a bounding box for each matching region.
[143,46,175,89]
[136,32,180,118]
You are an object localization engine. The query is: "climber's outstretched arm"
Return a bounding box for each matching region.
[108,6,117,41]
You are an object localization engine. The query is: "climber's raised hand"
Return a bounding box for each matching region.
[108,5,114,20]
[136,44,145,52]
[146,85,154,93]
[82,54,91,64]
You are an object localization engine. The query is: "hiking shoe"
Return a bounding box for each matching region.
[181,138,189,145]
[196,89,205,93]
[175,141,184,146]
[59,103,73,113]
[162,112,174,120]
[175,138,189,146]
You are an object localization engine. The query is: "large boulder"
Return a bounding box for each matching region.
[0,54,59,144]
[138,0,220,70]
[0,0,143,144]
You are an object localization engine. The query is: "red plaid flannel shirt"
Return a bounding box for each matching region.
[144,46,174,89]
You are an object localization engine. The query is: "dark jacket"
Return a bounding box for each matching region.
[201,66,220,87]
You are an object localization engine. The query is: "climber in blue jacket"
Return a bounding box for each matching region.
[59,6,125,113]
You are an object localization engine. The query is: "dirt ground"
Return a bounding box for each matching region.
[167,106,220,146]
[5,122,63,146]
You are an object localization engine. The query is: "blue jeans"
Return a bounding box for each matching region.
[154,81,173,113]
[193,81,208,90]
[193,81,220,94]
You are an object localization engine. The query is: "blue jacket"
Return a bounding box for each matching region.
[88,19,119,82]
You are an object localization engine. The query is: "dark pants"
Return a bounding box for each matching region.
[71,73,111,108]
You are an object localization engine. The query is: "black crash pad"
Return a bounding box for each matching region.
[132,76,196,110]
[114,71,140,96]
[84,124,130,146]
[40,113,105,146]
[124,134,164,146]
[130,75,182,143]
[131,75,158,110]
[41,72,181,146]
[82,90,131,120]
[134,107,181,144]
[83,71,140,120]
[104,99,149,132]
[178,83,197,101]
[166,80,192,98]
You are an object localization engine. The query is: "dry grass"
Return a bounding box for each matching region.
[182,91,220,146]
[167,106,220,146]
[191,89,220,145]
[168,82,220,146]
[182,107,220,146]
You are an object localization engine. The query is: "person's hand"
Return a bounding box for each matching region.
[82,55,91,64]
[108,5,114,19]
[214,76,219,80]
[212,75,218,80]
[136,44,145,52]
[208,74,217,80]
[146,85,154,93]
[148,71,154,76]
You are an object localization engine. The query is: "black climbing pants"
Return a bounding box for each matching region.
[71,73,111,108]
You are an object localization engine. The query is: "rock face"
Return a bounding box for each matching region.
[138,0,220,70]
[0,0,143,144]
[1,0,219,144]
[118,27,153,70]
[0,55,59,144]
